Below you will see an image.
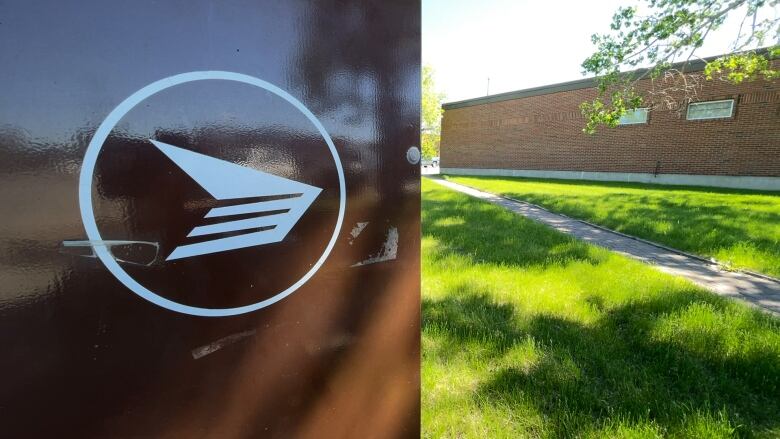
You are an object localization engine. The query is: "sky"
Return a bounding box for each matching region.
[422,0,777,103]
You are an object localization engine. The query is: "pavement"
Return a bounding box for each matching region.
[428,176,780,316]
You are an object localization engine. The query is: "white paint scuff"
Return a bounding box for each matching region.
[191,329,257,360]
[348,221,369,245]
[351,227,398,267]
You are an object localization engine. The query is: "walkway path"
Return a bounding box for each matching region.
[429,177,780,316]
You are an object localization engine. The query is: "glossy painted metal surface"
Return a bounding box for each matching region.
[0,0,420,436]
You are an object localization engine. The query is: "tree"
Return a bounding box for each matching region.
[581,0,779,134]
[421,65,445,159]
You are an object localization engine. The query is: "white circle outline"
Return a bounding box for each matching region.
[78,71,346,317]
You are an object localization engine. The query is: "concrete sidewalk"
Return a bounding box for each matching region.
[429,177,780,316]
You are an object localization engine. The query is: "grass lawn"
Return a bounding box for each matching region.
[442,175,780,278]
[421,178,780,438]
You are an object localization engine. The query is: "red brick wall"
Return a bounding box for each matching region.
[440,74,780,177]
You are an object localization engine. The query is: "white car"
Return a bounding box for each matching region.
[422,157,440,168]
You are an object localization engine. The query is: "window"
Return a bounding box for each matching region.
[618,108,648,125]
[686,99,734,120]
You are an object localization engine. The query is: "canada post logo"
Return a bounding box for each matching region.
[78,72,345,317]
[149,140,322,261]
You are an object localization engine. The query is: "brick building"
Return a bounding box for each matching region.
[440,57,780,190]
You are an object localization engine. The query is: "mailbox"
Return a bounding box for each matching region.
[0,0,420,437]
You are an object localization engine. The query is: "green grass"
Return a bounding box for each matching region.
[442,175,780,278]
[421,179,780,438]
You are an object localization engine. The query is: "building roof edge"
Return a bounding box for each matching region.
[442,48,773,110]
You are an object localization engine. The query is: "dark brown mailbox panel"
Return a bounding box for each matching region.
[0,0,420,437]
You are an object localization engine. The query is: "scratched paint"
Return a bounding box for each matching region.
[191,330,257,359]
[348,222,369,244]
[352,227,399,267]
[61,240,160,266]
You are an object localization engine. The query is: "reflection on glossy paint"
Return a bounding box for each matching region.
[0,0,420,436]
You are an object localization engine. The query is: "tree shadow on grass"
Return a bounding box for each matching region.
[482,188,780,276]
[422,188,607,270]
[424,285,780,436]
[423,284,523,361]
